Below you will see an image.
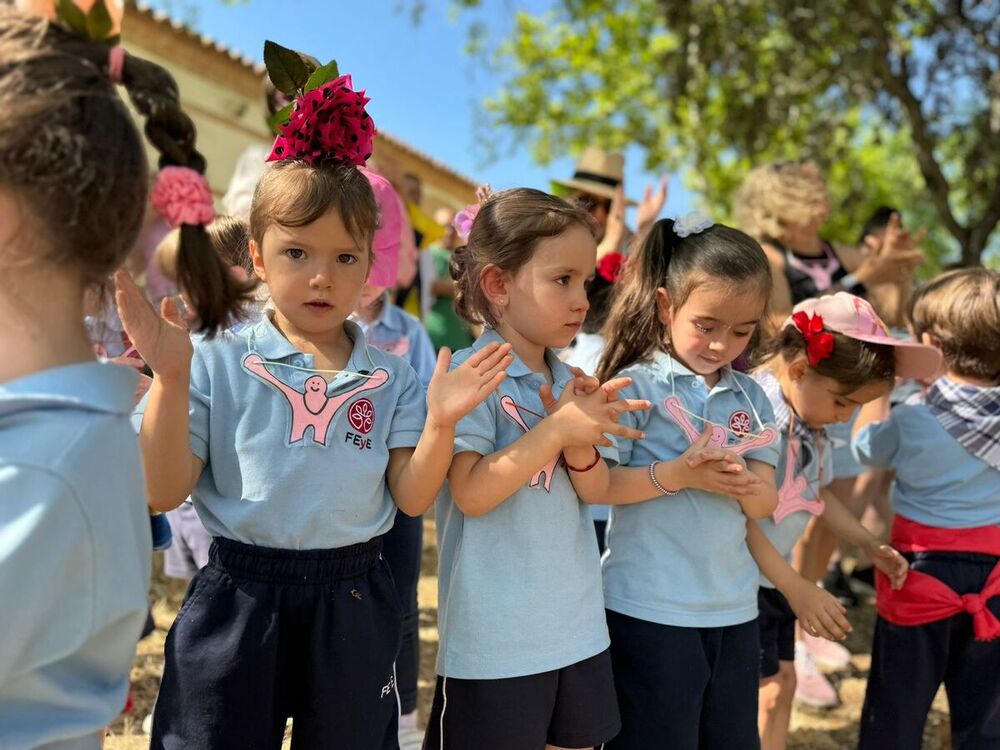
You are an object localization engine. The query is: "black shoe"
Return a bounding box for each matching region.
[822,563,859,607]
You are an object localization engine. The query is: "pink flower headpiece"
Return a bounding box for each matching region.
[262,41,375,167]
[267,75,375,166]
[151,167,215,228]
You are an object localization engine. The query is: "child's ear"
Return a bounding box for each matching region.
[250,239,266,283]
[480,264,509,308]
[655,287,672,326]
[920,331,939,348]
[787,357,809,383]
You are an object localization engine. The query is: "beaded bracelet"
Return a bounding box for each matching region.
[649,460,678,496]
[566,446,602,473]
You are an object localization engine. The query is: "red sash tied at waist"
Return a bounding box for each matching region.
[876,515,1000,642]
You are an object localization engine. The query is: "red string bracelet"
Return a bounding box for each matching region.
[565,446,602,472]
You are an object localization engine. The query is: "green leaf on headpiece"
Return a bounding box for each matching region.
[304,60,340,92]
[264,40,315,97]
[267,102,294,135]
[85,0,114,42]
[56,0,88,35]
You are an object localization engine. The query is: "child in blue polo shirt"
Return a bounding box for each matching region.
[747,292,931,750]
[0,8,246,749]
[424,188,652,750]
[118,63,513,749]
[351,169,436,734]
[853,268,1000,750]
[595,215,782,749]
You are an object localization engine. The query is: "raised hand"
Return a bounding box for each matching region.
[859,212,923,285]
[114,270,192,384]
[545,376,649,448]
[676,426,764,498]
[866,542,909,590]
[786,578,852,642]
[637,175,669,235]
[426,342,513,428]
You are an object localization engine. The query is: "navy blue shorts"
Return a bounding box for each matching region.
[423,649,620,749]
[151,536,402,750]
[606,609,760,750]
[758,587,796,679]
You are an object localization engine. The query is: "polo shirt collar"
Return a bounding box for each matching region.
[247,313,378,376]
[474,328,571,387]
[0,361,136,419]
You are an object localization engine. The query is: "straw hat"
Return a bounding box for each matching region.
[551,147,635,205]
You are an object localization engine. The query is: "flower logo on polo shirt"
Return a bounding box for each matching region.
[729,410,753,439]
[348,398,375,434]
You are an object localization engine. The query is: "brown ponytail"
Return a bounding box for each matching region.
[64,30,254,335]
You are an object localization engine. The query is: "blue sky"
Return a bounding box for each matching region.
[144,0,694,218]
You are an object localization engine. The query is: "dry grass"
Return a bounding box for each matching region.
[104,518,952,749]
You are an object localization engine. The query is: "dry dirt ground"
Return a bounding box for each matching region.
[105,517,952,749]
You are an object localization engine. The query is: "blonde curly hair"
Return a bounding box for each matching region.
[735,161,832,244]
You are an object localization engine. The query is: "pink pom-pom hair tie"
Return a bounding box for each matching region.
[151,166,215,228]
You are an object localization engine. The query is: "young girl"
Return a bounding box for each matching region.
[0,7,240,747]
[854,268,999,749]
[118,65,513,748]
[595,215,782,749]
[351,167,436,736]
[424,188,651,750]
[747,292,934,750]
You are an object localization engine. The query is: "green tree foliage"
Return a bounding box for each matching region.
[448,0,1000,268]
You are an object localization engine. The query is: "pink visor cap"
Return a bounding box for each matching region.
[360,167,403,288]
[785,292,943,380]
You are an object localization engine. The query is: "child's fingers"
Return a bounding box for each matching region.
[816,608,849,641]
[613,398,651,414]
[609,423,645,441]
[467,341,511,369]
[600,377,633,395]
[478,370,507,396]
[595,436,614,448]
[477,354,514,384]
[538,383,557,413]
[431,347,452,382]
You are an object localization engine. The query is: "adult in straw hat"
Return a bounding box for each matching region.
[552,146,668,256]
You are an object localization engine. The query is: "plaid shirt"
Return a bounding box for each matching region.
[925,376,1000,470]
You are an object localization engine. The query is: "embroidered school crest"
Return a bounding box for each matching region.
[729,410,752,438]
[348,398,375,434]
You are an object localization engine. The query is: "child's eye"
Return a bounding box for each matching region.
[695,323,712,333]
[834,400,849,408]
[734,329,753,338]
[284,248,306,260]
[555,275,570,286]
[338,253,358,264]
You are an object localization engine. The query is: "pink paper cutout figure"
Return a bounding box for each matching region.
[243,353,389,446]
[662,395,777,455]
[499,395,561,492]
[772,437,825,524]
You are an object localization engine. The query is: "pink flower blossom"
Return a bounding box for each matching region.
[453,204,479,242]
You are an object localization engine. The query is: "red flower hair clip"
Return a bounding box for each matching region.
[597,251,625,283]
[262,42,375,167]
[792,311,835,366]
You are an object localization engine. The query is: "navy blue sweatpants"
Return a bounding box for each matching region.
[606,609,760,750]
[860,552,1000,750]
[151,536,402,750]
[382,510,423,715]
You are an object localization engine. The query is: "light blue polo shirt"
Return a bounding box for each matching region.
[753,371,833,589]
[604,351,780,627]
[853,391,1000,528]
[353,292,437,387]
[136,313,428,550]
[435,329,612,679]
[0,363,151,749]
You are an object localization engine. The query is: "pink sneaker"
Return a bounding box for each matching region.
[801,630,851,670]
[794,642,839,708]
